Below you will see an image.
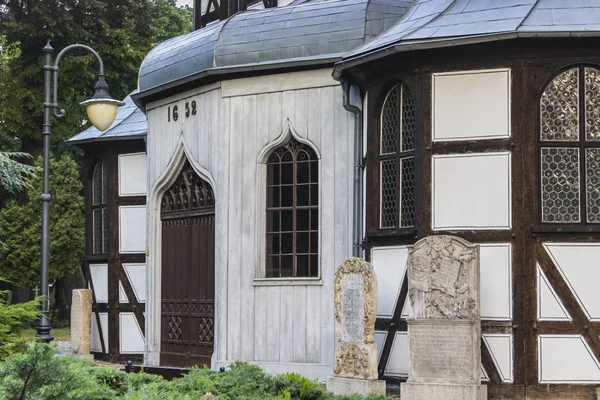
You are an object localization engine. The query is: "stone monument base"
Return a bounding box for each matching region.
[401,382,487,400]
[327,376,386,396]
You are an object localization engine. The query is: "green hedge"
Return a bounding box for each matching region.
[0,344,392,400]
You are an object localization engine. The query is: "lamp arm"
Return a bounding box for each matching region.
[52,44,105,119]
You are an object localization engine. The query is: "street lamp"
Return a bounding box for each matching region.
[36,42,123,342]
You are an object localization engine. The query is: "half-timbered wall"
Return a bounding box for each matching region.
[362,40,600,399]
[145,68,354,379]
[82,140,147,361]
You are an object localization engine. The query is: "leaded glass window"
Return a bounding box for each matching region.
[266,138,319,278]
[379,83,416,229]
[92,161,108,254]
[540,66,600,224]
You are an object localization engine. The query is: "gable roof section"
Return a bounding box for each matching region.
[334,0,600,79]
[137,0,413,100]
[67,93,146,145]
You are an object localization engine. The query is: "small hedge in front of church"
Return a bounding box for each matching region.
[0,343,391,400]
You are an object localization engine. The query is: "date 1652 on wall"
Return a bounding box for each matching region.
[167,100,197,122]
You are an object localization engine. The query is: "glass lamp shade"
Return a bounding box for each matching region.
[84,101,119,131]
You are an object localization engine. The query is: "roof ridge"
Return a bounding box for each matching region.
[516,0,541,31]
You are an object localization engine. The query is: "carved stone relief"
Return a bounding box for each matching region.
[407,236,479,320]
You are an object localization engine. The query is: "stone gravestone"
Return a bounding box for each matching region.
[327,258,385,395]
[401,236,487,400]
[71,289,93,358]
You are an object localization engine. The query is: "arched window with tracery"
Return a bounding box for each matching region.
[92,160,108,254]
[266,137,318,278]
[378,82,416,229]
[539,66,600,224]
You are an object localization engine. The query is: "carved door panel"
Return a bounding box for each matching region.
[160,161,215,367]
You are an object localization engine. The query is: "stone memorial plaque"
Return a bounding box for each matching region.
[401,236,487,400]
[341,274,364,342]
[71,289,92,355]
[328,258,385,395]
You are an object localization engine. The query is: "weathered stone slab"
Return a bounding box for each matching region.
[71,289,92,355]
[327,376,386,396]
[401,236,486,400]
[328,258,385,395]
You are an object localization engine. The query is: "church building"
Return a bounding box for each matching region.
[70,0,600,398]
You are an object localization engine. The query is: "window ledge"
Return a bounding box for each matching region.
[253,278,323,287]
[531,225,600,234]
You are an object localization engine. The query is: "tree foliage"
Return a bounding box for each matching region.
[0,152,38,195]
[0,0,192,152]
[0,154,84,287]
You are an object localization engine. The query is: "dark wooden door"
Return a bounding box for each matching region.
[160,161,215,367]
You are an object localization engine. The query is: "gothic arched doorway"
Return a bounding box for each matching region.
[160,160,215,367]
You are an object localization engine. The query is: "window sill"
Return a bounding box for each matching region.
[253,278,323,287]
[531,225,600,234]
[366,227,418,238]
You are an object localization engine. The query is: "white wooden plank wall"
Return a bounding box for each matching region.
[146,78,354,368]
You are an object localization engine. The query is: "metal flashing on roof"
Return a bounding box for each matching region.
[334,0,600,79]
[67,92,147,145]
[136,0,413,104]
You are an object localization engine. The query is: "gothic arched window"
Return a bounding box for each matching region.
[92,160,108,254]
[378,83,416,229]
[540,66,600,224]
[266,137,319,278]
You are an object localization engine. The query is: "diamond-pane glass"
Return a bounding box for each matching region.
[541,147,580,223]
[381,87,399,154]
[585,67,600,141]
[401,86,416,152]
[102,207,108,254]
[541,68,579,142]
[380,160,397,228]
[93,162,102,206]
[586,149,600,222]
[93,209,102,254]
[102,162,107,204]
[400,157,415,227]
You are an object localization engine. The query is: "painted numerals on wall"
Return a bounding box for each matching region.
[167,100,197,122]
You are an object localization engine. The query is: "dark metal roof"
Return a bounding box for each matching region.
[334,0,600,79]
[67,93,147,145]
[137,0,412,98]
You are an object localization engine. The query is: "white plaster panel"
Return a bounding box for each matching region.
[480,243,512,320]
[539,335,600,383]
[119,313,145,354]
[119,281,129,303]
[371,246,408,317]
[544,243,600,320]
[537,263,571,321]
[433,69,511,141]
[432,152,511,230]
[483,334,513,383]
[118,153,147,196]
[89,264,108,303]
[374,331,387,361]
[401,297,411,318]
[385,332,408,376]
[90,312,108,353]
[123,263,146,303]
[119,206,147,253]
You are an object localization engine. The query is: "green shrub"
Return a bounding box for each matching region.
[0,284,39,360]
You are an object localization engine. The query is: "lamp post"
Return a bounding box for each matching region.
[36,42,123,342]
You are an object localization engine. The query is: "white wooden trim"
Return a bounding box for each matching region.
[146,135,218,367]
[431,152,512,230]
[221,69,338,98]
[118,152,147,197]
[432,68,511,142]
[146,83,221,111]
